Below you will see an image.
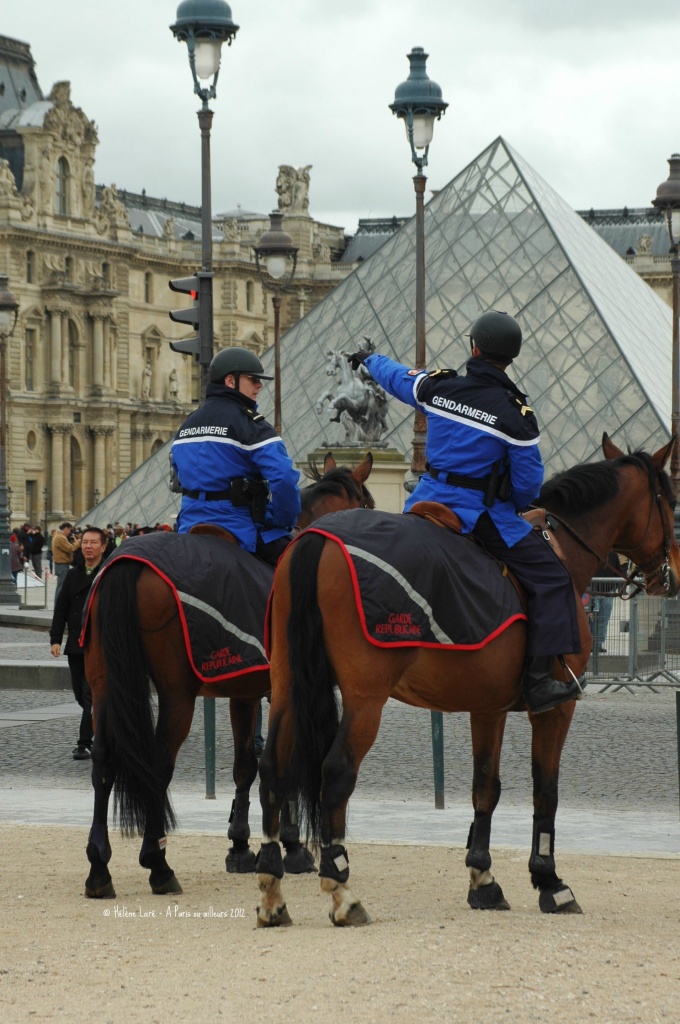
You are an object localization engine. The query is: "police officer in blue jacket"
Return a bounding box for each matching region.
[171,347,301,565]
[349,310,582,714]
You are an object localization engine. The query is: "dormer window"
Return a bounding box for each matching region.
[56,157,70,215]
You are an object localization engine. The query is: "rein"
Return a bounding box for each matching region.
[544,484,672,599]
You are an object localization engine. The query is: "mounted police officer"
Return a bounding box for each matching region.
[171,347,301,565]
[349,310,582,714]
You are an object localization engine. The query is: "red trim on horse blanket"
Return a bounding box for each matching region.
[82,532,273,683]
[265,509,527,655]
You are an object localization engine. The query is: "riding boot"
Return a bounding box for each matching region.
[523,655,582,714]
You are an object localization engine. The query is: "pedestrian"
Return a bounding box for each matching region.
[29,525,45,579]
[170,347,300,566]
[49,527,109,760]
[591,551,621,653]
[9,533,23,586]
[46,529,55,575]
[348,310,582,714]
[52,522,80,602]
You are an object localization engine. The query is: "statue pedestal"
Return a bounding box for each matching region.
[302,447,410,515]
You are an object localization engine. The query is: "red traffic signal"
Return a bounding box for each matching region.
[169,275,200,356]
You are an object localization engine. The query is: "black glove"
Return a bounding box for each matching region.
[347,351,370,372]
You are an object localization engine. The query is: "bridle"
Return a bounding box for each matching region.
[545,477,674,599]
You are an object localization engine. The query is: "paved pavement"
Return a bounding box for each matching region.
[1,619,679,858]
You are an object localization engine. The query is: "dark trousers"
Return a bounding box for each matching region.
[67,653,93,748]
[472,512,580,656]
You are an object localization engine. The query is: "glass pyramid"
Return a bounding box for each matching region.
[81,137,673,528]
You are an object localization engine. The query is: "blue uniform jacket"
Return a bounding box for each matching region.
[364,354,543,546]
[171,382,301,552]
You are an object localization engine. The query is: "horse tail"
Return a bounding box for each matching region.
[287,532,340,848]
[96,561,176,837]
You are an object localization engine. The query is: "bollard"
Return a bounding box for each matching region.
[203,695,216,800]
[430,710,445,809]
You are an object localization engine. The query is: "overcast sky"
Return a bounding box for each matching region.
[4,0,680,233]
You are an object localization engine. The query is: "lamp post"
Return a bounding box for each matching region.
[171,0,239,397]
[653,155,680,509]
[0,274,19,605]
[253,212,298,434]
[390,47,447,479]
[42,486,48,540]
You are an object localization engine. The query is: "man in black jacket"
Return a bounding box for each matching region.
[49,528,108,760]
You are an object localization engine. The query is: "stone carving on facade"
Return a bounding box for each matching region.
[0,159,18,197]
[44,252,67,283]
[141,361,152,401]
[315,340,389,444]
[163,216,175,241]
[99,184,131,236]
[83,157,96,217]
[169,367,179,402]
[224,218,240,241]
[637,234,653,255]
[276,164,312,215]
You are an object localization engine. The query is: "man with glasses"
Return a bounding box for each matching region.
[171,347,300,565]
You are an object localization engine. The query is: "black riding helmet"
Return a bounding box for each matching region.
[209,346,274,383]
[468,310,522,361]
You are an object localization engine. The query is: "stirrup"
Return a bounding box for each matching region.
[559,657,587,697]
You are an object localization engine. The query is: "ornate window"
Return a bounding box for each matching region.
[246,279,255,312]
[56,157,70,215]
[68,320,78,388]
[25,328,36,391]
[26,251,34,284]
[144,271,153,304]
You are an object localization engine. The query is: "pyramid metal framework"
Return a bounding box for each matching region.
[83,137,673,528]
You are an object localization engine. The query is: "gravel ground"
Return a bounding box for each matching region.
[0,825,679,1024]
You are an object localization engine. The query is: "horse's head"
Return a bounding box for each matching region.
[296,452,374,529]
[325,350,339,377]
[602,433,680,596]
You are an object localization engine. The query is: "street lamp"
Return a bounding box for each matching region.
[390,46,447,478]
[170,0,239,396]
[0,274,19,605]
[253,212,298,435]
[653,154,680,504]
[42,486,49,540]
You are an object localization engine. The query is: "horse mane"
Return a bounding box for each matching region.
[539,450,672,515]
[300,464,374,513]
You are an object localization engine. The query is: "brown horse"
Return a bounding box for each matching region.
[82,453,373,899]
[256,435,680,926]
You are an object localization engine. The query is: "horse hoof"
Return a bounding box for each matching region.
[151,873,183,895]
[283,844,316,875]
[467,880,510,911]
[256,904,293,928]
[330,901,371,927]
[539,886,582,914]
[85,879,116,899]
[226,848,257,874]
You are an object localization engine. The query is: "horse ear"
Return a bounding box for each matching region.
[651,435,676,473]
[323,452,337,474]
[602,432,623,460]
[352,452,373,485]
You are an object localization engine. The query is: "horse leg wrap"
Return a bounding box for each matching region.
[528,818,557,878]
[87,824,112,865]
[139,836,182,894]
[256,841,284,880]
[465,813,492,872]
[227,793,251,846]
[319,844,350,884]
[85,824,115,899]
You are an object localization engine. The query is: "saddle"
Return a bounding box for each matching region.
[407,501,591,682]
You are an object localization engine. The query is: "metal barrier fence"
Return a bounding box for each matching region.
[587,577,680,691]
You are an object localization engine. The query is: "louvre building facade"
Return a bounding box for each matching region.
[0,35,352,526]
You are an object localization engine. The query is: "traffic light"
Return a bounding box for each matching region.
[168,275,200,357]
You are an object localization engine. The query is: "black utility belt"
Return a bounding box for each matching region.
[181,487,232,501]
[426,462,510,508]
[426,465,489,491]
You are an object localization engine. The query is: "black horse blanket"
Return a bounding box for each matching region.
[83,532,273,683]
[291,509,527,649]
